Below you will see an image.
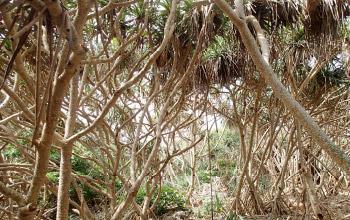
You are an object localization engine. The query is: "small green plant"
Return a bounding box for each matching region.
[46,171,59,183]
[136,185,186,215]
[17,129,32,146]
[202,36,232,61]
[69,155,106,204]
[217,159,236,178]
[3,145,21,161]
[3,130,34,162]
[115,180,123,191]
[82,185,99,202]
[69,183,101,205]
[197,170,216,184]
[197,170,209,183]
[50,149,60,163]
[72,155,91,175]
[203,194,224,216]
[214,194,223,213]
[209,128,240,155]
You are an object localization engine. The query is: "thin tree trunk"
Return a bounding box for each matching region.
[297,124,324,219]
[186,148,197,204]
[56,75,79,220]
[18,1,91,219]
[110,0,180,218]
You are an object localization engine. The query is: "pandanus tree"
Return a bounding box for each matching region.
[0,0,349,219]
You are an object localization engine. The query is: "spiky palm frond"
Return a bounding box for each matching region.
[317,56,350,86]
[249,0,301,32]
[151,0,350,89]
[127,2,146,22]
[193,36,244,87]
[248,0,350,39]
[202,36,231,61]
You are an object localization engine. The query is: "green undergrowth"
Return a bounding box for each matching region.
[136,185,186,215]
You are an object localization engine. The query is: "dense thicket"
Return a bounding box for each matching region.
[0,0,349,219]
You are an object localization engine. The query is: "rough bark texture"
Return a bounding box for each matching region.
[56,75,79,220]
[18,1,91,219]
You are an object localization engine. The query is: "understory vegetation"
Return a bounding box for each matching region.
[0,0,350,219]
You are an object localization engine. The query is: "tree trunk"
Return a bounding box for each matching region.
[18,1,91,219]
[56,75,79,220]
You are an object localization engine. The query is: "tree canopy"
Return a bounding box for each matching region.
[0,0,350,219]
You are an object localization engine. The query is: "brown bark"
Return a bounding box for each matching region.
[18,1,91,219]
[110,1,181,218]
[18,204,37,220]
[56,75,79,220]
[297,124,324,219]
[0,180,25,206]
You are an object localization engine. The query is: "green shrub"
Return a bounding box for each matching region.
[209,128,240,156]
[197,169,218,184]
[3,145,21,160]
[5,129,34,161]
[46,171,59,183]
[136,185,186,215]
[17,129,33,146]
[50,149,60,163]
[115,180,123,191]
[69,183,101,205]
[82,185,99,202]
[216,159,236,177]
[69,156,106,204]
[72,155,91,175]
[135,187,147,205]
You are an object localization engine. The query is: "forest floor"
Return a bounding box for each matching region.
[160,184,350,220]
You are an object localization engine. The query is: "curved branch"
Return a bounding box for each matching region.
[213,0,350,176]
